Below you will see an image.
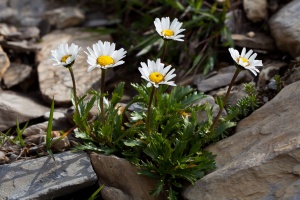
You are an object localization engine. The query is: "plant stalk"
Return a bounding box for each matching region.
[161,40,168,63]
[210,68,241,131]
[68,67,79,114]
[147,86,156,135]
[100,69,107,125]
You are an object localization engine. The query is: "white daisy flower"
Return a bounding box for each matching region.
[228,47,263,76]
[154,17,185,41]
[138,58,176,88]
[50,43,81,67]
[85,41,127,72]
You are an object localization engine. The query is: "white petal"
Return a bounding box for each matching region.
[248,53,257,62]
[87,65,96,72]
[241,48,246,57]
[244,49,253,59]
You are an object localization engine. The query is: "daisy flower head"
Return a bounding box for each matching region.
[50,43,81,68]
[228,47,263,76]
[154,17,185,41]
[85,41,127,72]
[138,58,176,88]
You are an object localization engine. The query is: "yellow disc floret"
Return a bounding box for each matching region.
[238,57,250,66]
[61,55,71,63]
[97,55,114,66]
[161,29,174,37]
[149,72,164,84]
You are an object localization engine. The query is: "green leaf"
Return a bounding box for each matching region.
[88,184,104,200]
[149,179,164,197]
[138,168,160,178]
[74,131,93,140]
[168,186,177,200]
[214,121,236,139]
[111,82,125,107]
[215,96,224,109]
[123,139,144,147]
[46,97,55,161]
[83,96,97,119]
[15,119,27,147]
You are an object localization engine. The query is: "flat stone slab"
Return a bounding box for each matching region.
[0,91,49,131]
[36,28,112,106]
[0,151,97,200]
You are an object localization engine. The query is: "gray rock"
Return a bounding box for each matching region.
[0,23,18,38]
[227,84,249,105]
[182,80,300,200]
[269,0,300,58]
[284,62,300,85]
[36,28,112,106]
[257,60,287,88]
[195,95,227,123]
[232,33,276,51]
[0,150,9,164]
[0,45,10,80]
[40,136,70,152]
[23,117,72,138]
[0,151,97,200]
[43,7,85,29]
[0,91,49,131]
[101,187,130,200]
[43,111,66,120]
[2,63,33,89]
[225,9,247,34]
[267,78,277,90]
[195,69,251,93]
[243,0,267,23]
[0,40,39,53]
[90,153,164,200]
[8,0,47,26]
[22,122,47,137]
[24,134,45,145]
[18,26,40,40]
[0,7,17,24]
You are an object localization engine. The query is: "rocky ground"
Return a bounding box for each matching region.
[1,0,300,199]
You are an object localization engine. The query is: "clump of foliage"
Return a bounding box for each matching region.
[73,82,231,199]
[273,74,284,92]
[226,83,259,122]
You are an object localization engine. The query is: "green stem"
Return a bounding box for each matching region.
[68,67,79,114]
[161,40,168,63]
[210,68,241,131]
[100,69,107,125]
[147,87,156,135]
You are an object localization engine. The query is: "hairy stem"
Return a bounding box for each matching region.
[147,87,156,135]
[68,67,79,114]
[100,69,107,125]
[210,68,241,131]
[161,40,168,63]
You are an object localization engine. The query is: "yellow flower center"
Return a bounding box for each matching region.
[180,111,190,117]
[238,57,250,66]
[161,29,174,37]
[97,55,114,66]
[61,55,71,63]
[149,72,164,84]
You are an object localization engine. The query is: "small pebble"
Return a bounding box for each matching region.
[44,111,65,120]
[0,151,9,164]
[247,31,255,38]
